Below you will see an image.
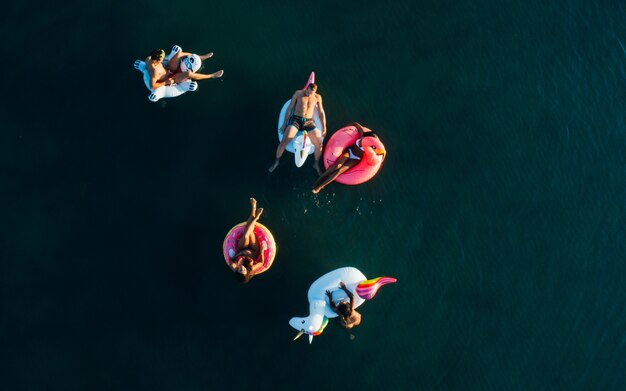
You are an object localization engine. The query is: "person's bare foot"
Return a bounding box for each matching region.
[268,159,279,173]
[312,188,320,194]
[200,52,214,59]
[211,70,224,78]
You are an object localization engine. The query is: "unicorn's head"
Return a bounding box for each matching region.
[289,313,328,344]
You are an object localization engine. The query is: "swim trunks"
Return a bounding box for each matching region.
[287,115,317,132]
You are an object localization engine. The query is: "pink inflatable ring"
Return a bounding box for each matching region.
[322,125,386,185]
[222,222,277,274]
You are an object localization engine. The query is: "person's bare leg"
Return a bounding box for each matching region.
[238,198,263,249]
[269,125,298,172]
[189,70,224,80]
[167,51,191,71]
[173,72,191,84]
[243,207,262,250]
[312,155,356,194]
[199,52,214,60]
[308,129,324,175]
[250,197,257,218]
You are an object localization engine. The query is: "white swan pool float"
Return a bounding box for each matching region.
[133,45,201,102]
[289,267,397,343]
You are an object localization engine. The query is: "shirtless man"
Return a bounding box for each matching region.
[145,48,224,91]
[268,83,327,174]
[325,282,362,329]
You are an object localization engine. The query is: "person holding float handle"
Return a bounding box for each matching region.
[312,122,386,194]
[290,267,396,344]
[134,45,224,102]
[326,282,361,329]
[269,81,327,174]
[274,72,325,168]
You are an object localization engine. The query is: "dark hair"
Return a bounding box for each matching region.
[150,49,165,60]
[337,302,351,316]
[308,83,317,91]
[234,257,255,284]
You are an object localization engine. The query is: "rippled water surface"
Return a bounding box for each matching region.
[3,1,626,389]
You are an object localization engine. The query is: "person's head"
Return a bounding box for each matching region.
[150,49,166,62]
[234,256,255,284]
[337,301,352,317]
[305,83,317,96]
[362,131,378,140]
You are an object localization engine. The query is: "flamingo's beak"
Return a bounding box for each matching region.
[293,329,305,341]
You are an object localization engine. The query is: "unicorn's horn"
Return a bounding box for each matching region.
[308,335,313,344]
[356,276,397,300]
[293,329,305,341]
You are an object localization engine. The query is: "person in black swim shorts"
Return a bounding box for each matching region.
[269,83,327,174]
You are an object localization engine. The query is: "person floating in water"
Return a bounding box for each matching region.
[312,122,385,194]
[229,198,266,283]
[142,46,224,91]
[269,83,327,174]
[326,282,362,329]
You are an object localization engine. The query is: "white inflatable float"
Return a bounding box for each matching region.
[277,72,324,167]
[133,45,202,102]
[289,267,397,343]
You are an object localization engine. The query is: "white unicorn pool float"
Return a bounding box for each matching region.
[133,45,201,102]
[289,267,397,343]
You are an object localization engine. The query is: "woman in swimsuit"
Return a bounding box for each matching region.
[229,198,266,283]
[312,122,385,194]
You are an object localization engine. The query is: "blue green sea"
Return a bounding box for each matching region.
[3,1,626,390]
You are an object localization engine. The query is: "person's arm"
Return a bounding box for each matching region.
[340,282,355,311]
[147,64,174,90]
[350,122,365,136]
[316,95,327,138]
[259,242,267,264]
[281,92,299,133]
[230,251,245,270]
[156,77,175,89]
[325,290,337,311]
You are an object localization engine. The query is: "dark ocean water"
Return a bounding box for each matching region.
[3,0,626,390]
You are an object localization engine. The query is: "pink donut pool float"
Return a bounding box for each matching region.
[222,222,277,274]
[322,125,386,185]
